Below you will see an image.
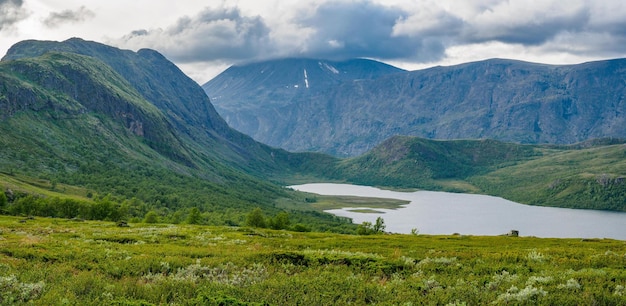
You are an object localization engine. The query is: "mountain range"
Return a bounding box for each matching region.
[204,57,626,156]
[0,38,624,226]
[0,38,351,230]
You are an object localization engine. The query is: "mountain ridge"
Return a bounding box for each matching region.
[1,38,624,224]
[2,38,306,176]
[202,57,406,150]
[0,38,357,231]
[204,56,626,156]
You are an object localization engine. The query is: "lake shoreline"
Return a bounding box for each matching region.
[290,183,626,240]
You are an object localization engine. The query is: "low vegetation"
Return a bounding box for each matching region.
[1,38,626,305]
[1,215,626,305]
[328,136,626,212]
[471,143,626,210]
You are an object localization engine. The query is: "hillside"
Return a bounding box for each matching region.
[2,38,297,176]
[334,136,540,189]
[329,136,626,211]
[0,39,349,231]
[205,57,626,156]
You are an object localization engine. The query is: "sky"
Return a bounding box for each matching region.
[1,0,626,84]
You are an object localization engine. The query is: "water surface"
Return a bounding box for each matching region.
[290,183,626,240]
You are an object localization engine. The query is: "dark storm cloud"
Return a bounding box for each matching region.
[0,0,29,31]
[118,7,272,62]
[112,0,626,67]
[298,1,447,62]
[43,6,95,28]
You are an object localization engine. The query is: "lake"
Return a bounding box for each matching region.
[290,183,626,240]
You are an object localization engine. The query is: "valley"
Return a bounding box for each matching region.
[0,38,625,305]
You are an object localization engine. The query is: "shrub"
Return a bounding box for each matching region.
[246,208,266,228]
[186,207,202,225]
[0,274,45,304]
[143,211,159,224]
[268,212,290,230]
[357,217,385,235]
[495,285,547,303]
[0,192,7,210]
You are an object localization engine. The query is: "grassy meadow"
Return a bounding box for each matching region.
[1,215,626,305]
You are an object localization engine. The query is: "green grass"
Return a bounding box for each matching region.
[0,172,92,201]
[1,215,626,305]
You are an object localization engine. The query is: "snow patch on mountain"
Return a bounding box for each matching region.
[319,61,340,74]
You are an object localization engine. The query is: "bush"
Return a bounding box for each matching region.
[0,192,7,210]
[0,274,45,304]
[186,207,202,225]
[357,217,385,235]
[246,208,266,228]
[143,211,159,224]
[269,212,290,230]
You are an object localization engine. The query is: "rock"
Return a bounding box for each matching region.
[507,230,519,237]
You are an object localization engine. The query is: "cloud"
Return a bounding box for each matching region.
[460,0,590,45]
[0,0,29,32]
[391,0,626,59]
[116,6,272,62]
[114,1,450,65]
[43,6,95,28]
[392,4,463,38]
[110,0,626,77]
[296,1,446,62]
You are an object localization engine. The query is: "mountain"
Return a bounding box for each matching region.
[334,136,540,188]
[1,38,623,225]
[2,38,292,175]
[331,136,626,211]
[0,38,348,230]
[202,58,406,155]
[204,57,626,157]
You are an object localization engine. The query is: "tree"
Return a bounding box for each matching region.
[186,207,202,225]
[356,217,386,235]
[0,192,7,211]
[246,208,266,228]
[356,221,374,235]
[373,217,386,233]
[143,211,159,224]
[269,211,290,230]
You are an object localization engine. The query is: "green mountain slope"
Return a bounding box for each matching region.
[2,38,295,176]
[0,41,350,231]
[1,51,191,164]
[471,142,626,211]
[328,136,626,211]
